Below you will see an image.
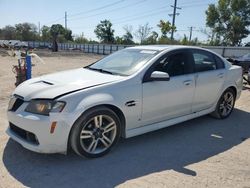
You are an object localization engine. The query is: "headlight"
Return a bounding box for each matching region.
[25,100,66,115]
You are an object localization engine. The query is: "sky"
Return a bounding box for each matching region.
[1,0,248,43]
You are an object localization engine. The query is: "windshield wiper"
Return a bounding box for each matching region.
[86,67,116,75]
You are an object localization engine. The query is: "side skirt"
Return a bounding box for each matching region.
[125,106,215,138]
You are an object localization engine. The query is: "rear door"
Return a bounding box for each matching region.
[191,49,226,112]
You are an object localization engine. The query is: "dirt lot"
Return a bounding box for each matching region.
[0,50,250,188]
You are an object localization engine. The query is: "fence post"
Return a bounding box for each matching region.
[103,45,105,55]
[110,45,112,54]
[222,47,226,57]
[92,44,94,53]
[97,44,99,54]
[88,44,89,53]
[116,45,119,51]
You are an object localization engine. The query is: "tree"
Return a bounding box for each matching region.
[206,0,250,46]
[145,31,158,44]
[74,33,89,43]
[94,20,115,43]
[134,23,152,44]
[157,20,175,38]
[181,35,189,45]
[0,25,16,40]
[122,25,134,44]
[15,23,38,41]
[64,29,73,41]
[41,26,51,41]
[50,24,65,52]
[115,36,124,44]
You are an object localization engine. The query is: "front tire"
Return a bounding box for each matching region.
[70,107,121,158]
[211,88,236,119]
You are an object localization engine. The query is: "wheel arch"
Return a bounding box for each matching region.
[223,85,237,97]
[67,104,126,153]
[227,86,237,96]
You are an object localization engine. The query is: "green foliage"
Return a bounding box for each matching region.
[75,34,89,44]
[157,20,175,38]
[15,23,38,41]
[181,35,189,45]
[206,0,250,46]
[0,25,16,40]
[144,31,158,44]
[94,20,115,43]
[50,24,65,39]
[41,26,50,41]
[64,29,73,41]
[115,36,123,44]
[122,25,134,44]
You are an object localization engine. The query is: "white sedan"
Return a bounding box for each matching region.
[7,45,243,158]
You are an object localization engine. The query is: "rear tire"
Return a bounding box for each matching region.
[211,88,236,119]
[70,107,121,158]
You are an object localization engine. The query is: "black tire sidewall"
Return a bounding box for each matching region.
[216,88,236,119]
[71,107,121,158]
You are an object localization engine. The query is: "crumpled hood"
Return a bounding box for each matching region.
[14,68,123,101]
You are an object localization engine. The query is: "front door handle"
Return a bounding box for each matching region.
[183,80,192,86]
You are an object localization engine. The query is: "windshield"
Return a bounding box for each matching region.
[88,49,158,76]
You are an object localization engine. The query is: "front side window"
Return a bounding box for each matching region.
[88,49,158,76]
[153,51,192,77]
[192,50,217,72]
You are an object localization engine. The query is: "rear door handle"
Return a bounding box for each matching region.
[183,80,192,86]
[217,73,224,78]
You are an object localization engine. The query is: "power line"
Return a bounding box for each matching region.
[44,17,64,26]
[68,0,147,22]
[68,0,125,18]
[70,6,171,29]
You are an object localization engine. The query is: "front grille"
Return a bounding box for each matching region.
[9,123,39,145]
[11,98,24,111]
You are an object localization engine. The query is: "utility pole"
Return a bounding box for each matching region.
[189,26,195,41]
[65,11,67,29]
[38,22,41,36]
[169,0,181,40]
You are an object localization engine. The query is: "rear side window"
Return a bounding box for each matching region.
[192,50,216,72]
[214,55,225,69]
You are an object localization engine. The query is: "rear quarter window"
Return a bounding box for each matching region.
[214,55,225,69]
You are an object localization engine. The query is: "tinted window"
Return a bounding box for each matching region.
[153,51,192,77]
[214,55,225,69]
[192,50,217,72]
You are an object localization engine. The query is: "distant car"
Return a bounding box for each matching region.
[228,53,250,73]
[7,46,243,158]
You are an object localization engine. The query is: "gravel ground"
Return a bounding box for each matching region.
[0,50,250,188]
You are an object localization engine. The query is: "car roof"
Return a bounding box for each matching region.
[128,45,204,51]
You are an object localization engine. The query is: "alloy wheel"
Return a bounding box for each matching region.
[219,91,235,117]
[79,115,117,154]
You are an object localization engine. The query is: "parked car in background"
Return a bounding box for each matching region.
[7,45,243,158]
[228,53,250,73]
[227,53,250,84]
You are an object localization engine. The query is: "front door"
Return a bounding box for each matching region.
[142,50,195,125]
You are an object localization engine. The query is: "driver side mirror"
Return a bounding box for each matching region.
[150,71,170,81]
